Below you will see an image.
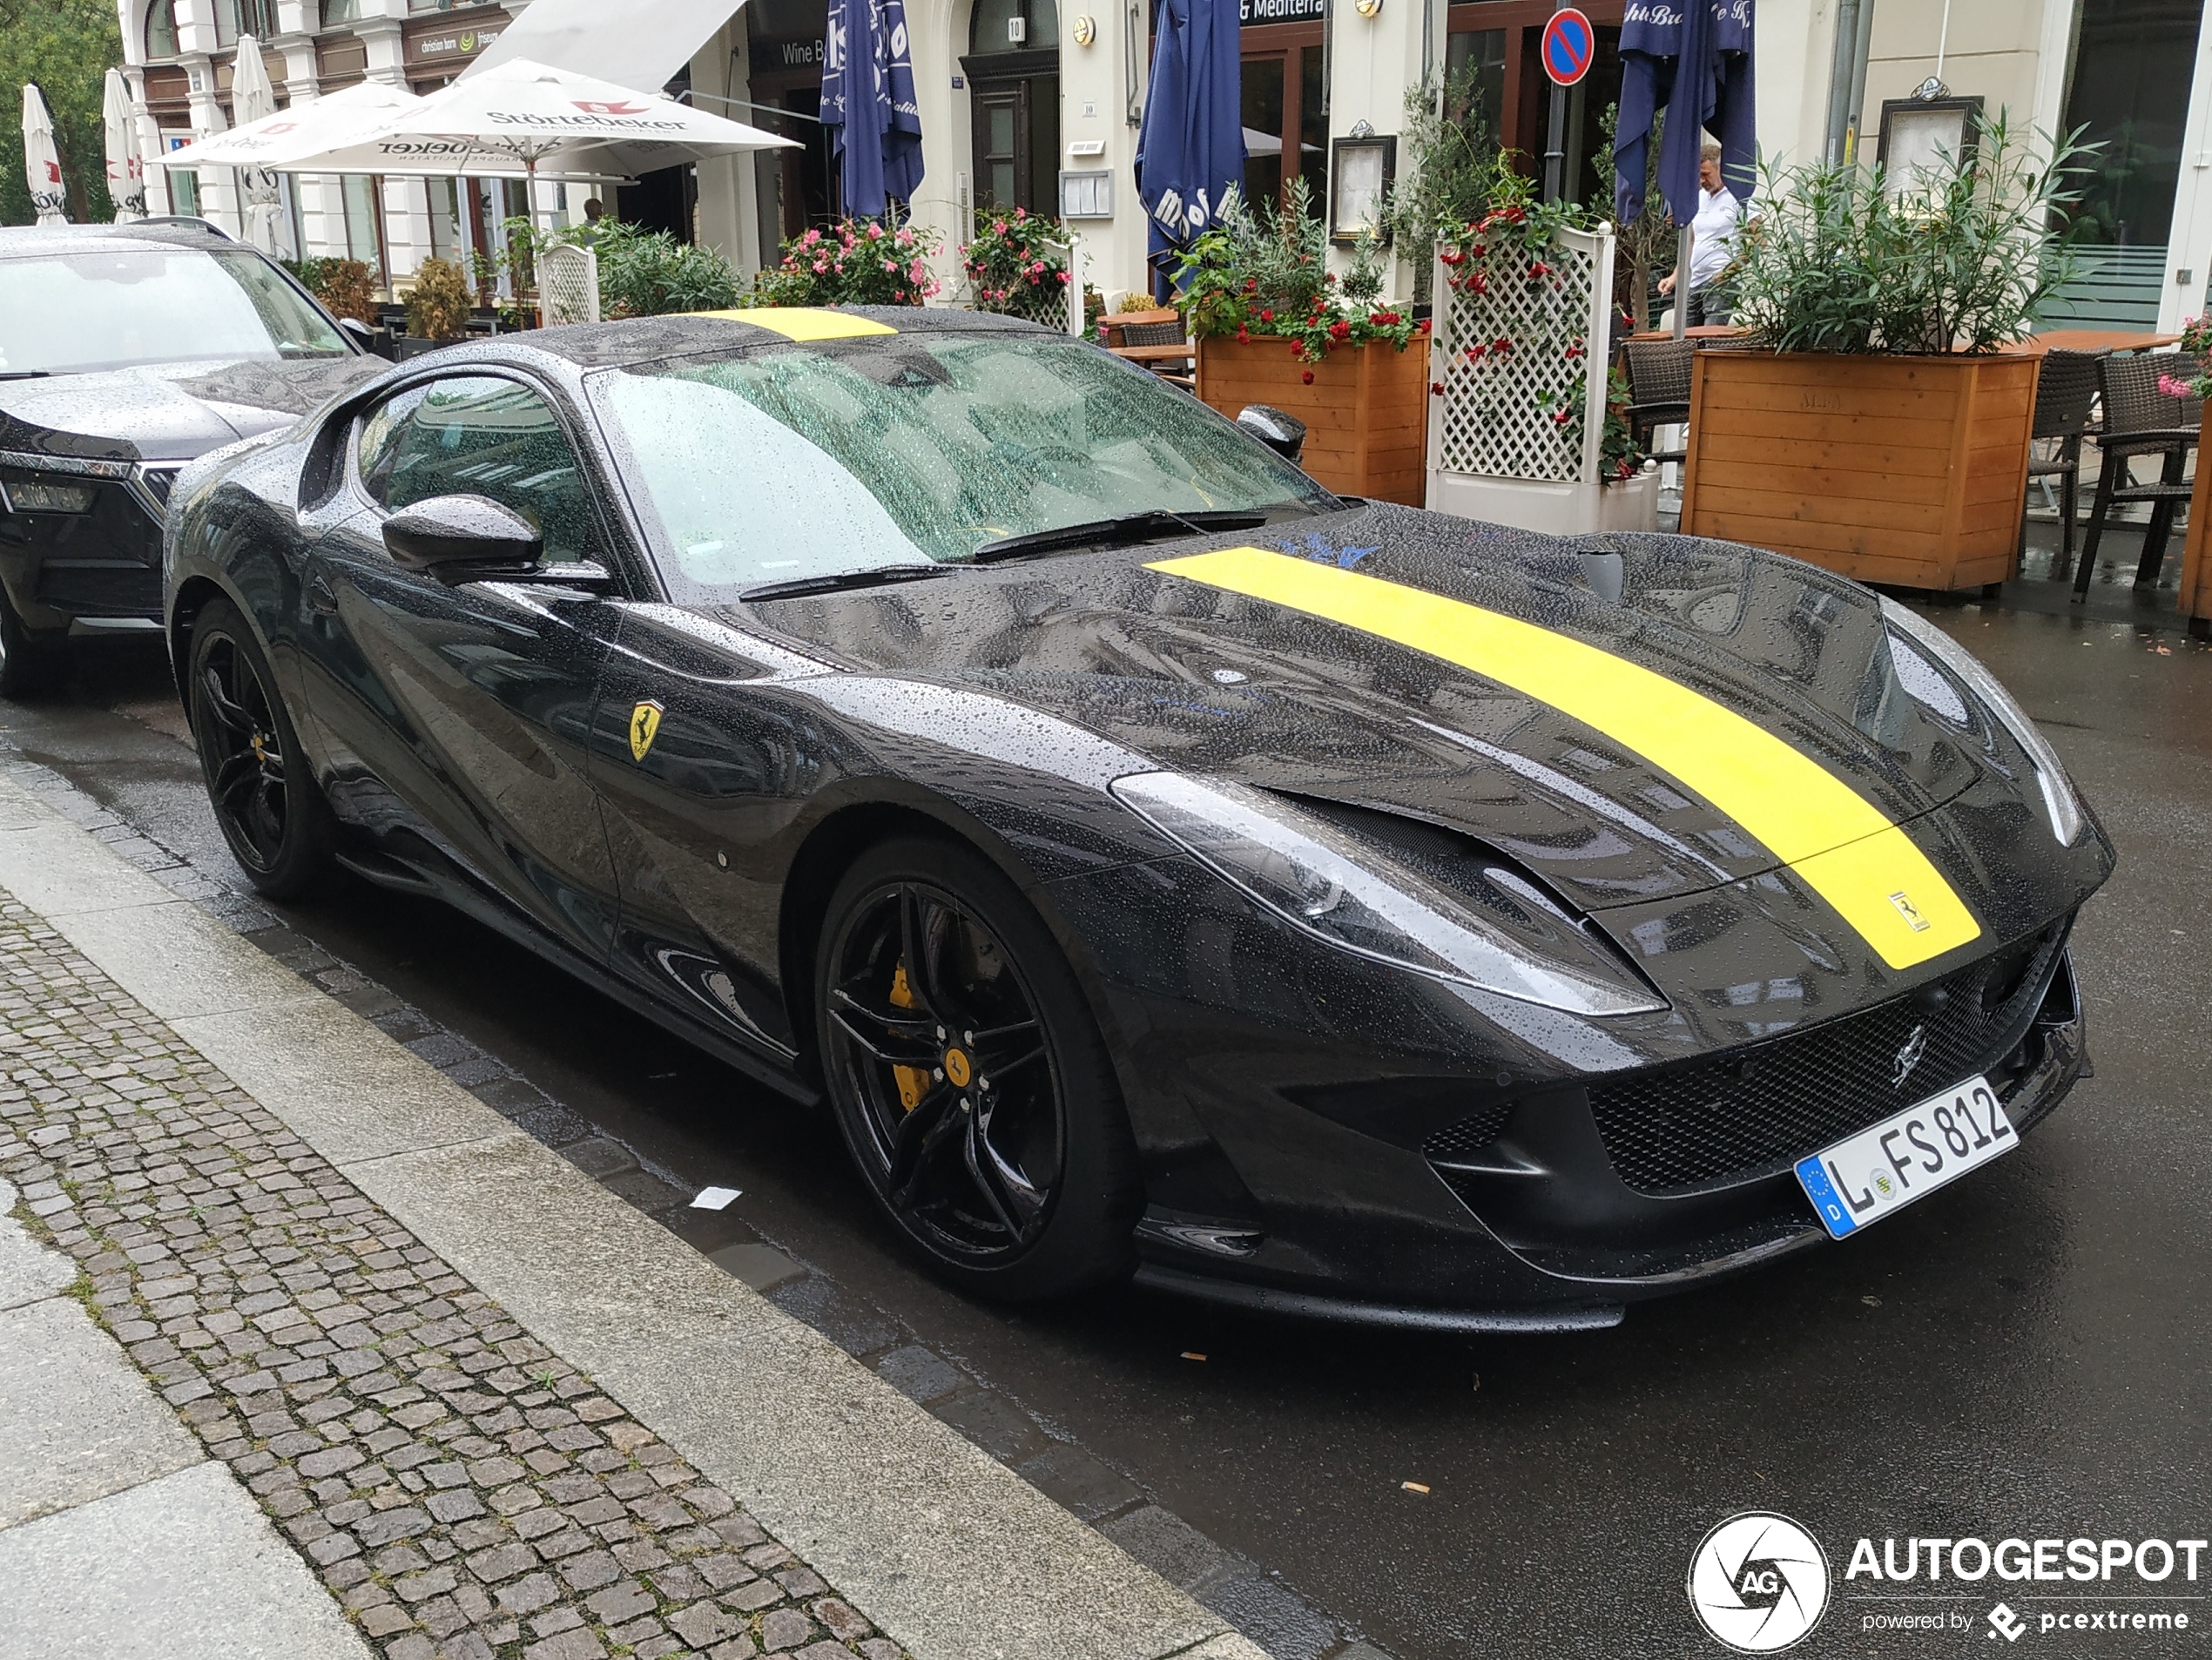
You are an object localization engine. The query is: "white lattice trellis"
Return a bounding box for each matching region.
[1426,221,1654,535]
[539,244,601,326]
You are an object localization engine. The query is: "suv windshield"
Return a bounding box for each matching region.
[0,246,350,375]
[591,332,1334,598]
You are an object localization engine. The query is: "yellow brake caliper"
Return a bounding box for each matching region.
[888,962,929,1111]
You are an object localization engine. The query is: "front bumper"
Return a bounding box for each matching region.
[1046,848,2094,1328]
[0,452,175,633]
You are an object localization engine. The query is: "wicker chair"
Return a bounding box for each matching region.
[2074,352,2204,600]
[1097,307,1195,385]
[2023,348,2103,575]
[1622,338,1694,464]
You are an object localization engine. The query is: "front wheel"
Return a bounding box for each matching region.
[187,597,336,900]
[816,836,1142,1301]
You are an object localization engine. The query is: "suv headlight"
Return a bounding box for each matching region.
[1882,597,2084,845]
[1110,772,1665,1016]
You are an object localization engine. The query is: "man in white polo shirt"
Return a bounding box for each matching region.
[1656,136,1743,326]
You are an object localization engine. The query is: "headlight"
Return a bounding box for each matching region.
[1,477,97,514]
[1110,772,1666,1016]
[1881,597,2084,845]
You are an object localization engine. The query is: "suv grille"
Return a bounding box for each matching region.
[1584,923,2070,1194]
[36,559,162,617]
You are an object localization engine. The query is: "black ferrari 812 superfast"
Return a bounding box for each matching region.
[163,307,2113,1329]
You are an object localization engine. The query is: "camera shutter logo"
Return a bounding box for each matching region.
[1688,1513,1830,1653]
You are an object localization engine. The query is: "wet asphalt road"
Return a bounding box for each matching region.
[8,575,2209,1660]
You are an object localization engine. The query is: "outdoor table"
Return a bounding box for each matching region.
[2007,328,2182,355]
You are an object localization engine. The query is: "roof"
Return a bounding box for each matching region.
[0,220,241,260]
[522,306,1059,368]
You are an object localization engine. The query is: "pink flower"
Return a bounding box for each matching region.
[812,260,828,273]
[908,261,927,283]
[2158,373,2196,399]
[884,258,898,272]
[895,227,915,246]
[866,223,884,240]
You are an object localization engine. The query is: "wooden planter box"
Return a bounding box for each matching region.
[1196,334,1429,506]
[2181,405,2212,637]
[1678,350,2040,590]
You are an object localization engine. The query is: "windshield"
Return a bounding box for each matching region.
[0,247,350,375]
[590,333,1334,597]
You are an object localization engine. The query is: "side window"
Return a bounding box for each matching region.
[354,375,602,563]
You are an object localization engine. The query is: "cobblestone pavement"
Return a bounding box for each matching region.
[0,893,908,1660]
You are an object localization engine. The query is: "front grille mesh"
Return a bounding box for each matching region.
[1585,924,2069,1194]
[1422,1102,1514,1162]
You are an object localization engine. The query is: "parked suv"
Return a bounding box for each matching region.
[0,219,379,693]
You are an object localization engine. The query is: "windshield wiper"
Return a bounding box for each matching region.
[969,508,1271,563]
[0,370,51,381]
[738,564,959,603]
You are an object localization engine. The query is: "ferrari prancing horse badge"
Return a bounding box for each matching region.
[629,699,664,762]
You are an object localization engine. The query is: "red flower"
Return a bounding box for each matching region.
[1328,319,1352,341]
[1492,336,1514,355]
[1527,260,1552,280]
[1236,327,1251,342]
[1302,369,1316,384]
[1245,278,1259,294]
[1259,307,1275,321]
[1429,381,1446,395]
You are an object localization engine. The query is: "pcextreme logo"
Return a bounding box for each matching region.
[1689,1513,1832,1653]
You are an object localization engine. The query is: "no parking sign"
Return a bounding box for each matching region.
[1541,8,1595,86]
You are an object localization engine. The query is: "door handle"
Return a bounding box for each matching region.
[304,571,338,617]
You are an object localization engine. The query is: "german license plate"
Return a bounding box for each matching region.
[1795,1076,2015,1239]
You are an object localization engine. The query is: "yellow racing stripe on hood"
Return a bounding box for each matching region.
[1147,547,1979,969]
[690,307,898,341]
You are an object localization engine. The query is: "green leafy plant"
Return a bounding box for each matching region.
[1172,179,1426,375]
[963,206,1073,324]
[405,256,474,341]
[1730,111,2092,354]
[585,222,741,317]
[0,0,120,224]
[1384,64,1502,301]
[1589,102,1676,333]
[1536,367,1646,482]
[751,217,942,307]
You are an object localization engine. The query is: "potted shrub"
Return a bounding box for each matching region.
[2167,320,2212,636]
[963,207,1074,327]
[400,255,472,359]
[1174,183,1432,506]
[1677,114,2083,590]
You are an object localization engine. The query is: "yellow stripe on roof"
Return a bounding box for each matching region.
[1147,547,1979,970]
[689,307,898,341]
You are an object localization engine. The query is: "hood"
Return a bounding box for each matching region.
[0,355,380,463]
[742,504,1994,917]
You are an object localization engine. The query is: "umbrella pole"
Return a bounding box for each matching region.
[1672,225,1692,341]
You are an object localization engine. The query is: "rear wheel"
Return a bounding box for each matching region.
[187,597,336,899]
[0,584,64,699]
[816,835,1141,1301]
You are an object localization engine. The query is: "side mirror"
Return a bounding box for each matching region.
[338,316,395,361]
[1237,403,1307,465]
[382,494,544,582]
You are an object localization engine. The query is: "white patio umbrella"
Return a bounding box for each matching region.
[21,84,68,226]
[278,57,794,213]
[230,36,285,250]
[103,68,146,220]
[160,80,419,170]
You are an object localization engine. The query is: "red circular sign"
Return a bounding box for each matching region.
[1541,8,1595,86]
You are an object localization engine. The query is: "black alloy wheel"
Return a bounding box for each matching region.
[187,597,336,899]
[817,836,1141,1300]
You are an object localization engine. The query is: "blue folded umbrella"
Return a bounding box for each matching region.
[1135,0,1246,262]
[821,0,925,219]
[1616,0,1757,226]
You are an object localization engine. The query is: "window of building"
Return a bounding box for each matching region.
[145,0,179,59]
[320,0,362,19]
[1444,26,1506,141]
[2060,0,2205,248]
[341,173,388,289]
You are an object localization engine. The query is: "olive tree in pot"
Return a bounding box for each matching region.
[1678,113,2088,591]
[398,256,474,360]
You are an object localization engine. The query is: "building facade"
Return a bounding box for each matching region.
[119,0,2212,330]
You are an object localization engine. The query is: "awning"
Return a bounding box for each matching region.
[461,0,745,94]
